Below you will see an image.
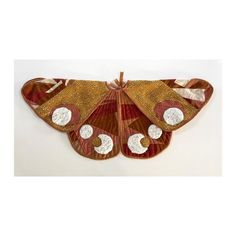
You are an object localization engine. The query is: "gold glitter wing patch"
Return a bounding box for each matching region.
[124,80,212,131]
[22,78,109,132]
[21,74,213,160]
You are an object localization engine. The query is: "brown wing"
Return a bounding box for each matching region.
[124,79,213,131]
[118,91,172,159]
[68,91,119,160]
[160,78,213,109]
[21,78,109,132]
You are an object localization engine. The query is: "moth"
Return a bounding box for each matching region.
[21,72,213,160]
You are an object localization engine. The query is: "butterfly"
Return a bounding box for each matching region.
[21,72,213,160]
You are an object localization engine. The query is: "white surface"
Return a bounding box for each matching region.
[127,133,148,154]
[94,134,114,154]
[52,107,72,126]
[148,124,162,139]
[163,107,184,125]
[1,1,235,236]
[79,124,94,139]
[14,60,221,176]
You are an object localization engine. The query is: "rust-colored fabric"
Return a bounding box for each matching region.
[68,91,120,160]
[22,78,109,132]
[124,79,213,131]
[118,91,172,159]
[21,75,213,160]
[161,78,213,109]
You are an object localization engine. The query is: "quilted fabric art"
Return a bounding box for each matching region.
[21,72,213,160]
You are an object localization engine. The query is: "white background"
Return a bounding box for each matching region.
[15,60,221,176]
[0,0,235,236]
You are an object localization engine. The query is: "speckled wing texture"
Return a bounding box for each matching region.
[22,75,213,160]
[125,79,213,132]
[21,78,109,132]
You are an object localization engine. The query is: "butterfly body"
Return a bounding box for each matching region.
[22,72,213,160]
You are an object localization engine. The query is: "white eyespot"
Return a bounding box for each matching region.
[163,107,184,125]
[148,124,162,139]
[80,125,93,139]
[52,107,72,126]
[127,133,148,154]
[94,134,113,154]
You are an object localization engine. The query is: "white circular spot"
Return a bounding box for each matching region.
[94,134,113,154]
[52,107,72,126]
[128,133,148,154]
[148,124,162,139]
[80,125,93,139]
[163,107,184,125]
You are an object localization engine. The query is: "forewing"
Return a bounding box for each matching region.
[22,78,109,132]
[161,78,213,109]
[68,91,120,160]
[124,79,213,131]
[119,91,172,159]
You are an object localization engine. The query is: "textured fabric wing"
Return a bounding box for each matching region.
[160,78,213,109]
[22,78,109,132]
[119,91,172,158]
[124,79,213,131]
[68,91,120,160]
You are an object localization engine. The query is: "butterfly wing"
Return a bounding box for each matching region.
[22,77,213,159]
[118,91,172,159]
[21,78,109,132]
[68,91,120,160]
[160,78,214,109]
[124,79,213,131]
